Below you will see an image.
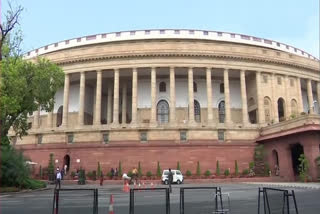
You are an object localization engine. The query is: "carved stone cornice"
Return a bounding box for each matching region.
[56,52,318,72]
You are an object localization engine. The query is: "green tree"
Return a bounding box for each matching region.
[138,161,142,177]
[298,154,309,182]
[177,161,181,170]
[118,161,122,177]
[216,160,220,176]
[48,153,55,181]
[235,160,239,176]
[157,161,161,177]
[97,162,101,178]
[196,161,201,176]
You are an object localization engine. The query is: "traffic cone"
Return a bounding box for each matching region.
[138,183,141,192]
[125,183,130,193]
[109,194,114,214]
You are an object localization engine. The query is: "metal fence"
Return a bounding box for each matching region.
[258,187,299,214]
[52,188,98,214]
[180,187,230,214]
[129,188,170,214]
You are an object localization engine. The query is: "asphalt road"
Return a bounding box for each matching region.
[1,183,320,214]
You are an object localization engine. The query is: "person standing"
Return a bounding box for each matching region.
[64,164,67,174]
[114,168,118,177]
[61,168,65,180]
[55,169,62,189]
[168,168,173,193]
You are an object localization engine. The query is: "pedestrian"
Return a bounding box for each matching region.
[100,172,104,186]
[61,168,65,180]
[114,168,118,177]
[132,167,138,184]
[64,164,67,174]
[110,168,115,179]
[168,168,173,193]
[55,169,62,189]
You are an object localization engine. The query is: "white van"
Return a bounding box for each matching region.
[161,169,184,185]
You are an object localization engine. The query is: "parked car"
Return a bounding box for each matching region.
[161,169,184,184]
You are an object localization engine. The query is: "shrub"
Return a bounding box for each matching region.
[146,171,152,177]
[48,153,55,181]
[87,171,93,179]
[196,161,201,176]
[298,154,309,182]
[157,161,161,177]
[249,162,255,170]
[186,170,192,177]
[107,171,113,178]
[97,162,101,178]
[118,161,123,177]
[78,169,86,185]
[216,160,220,176]
[92,170,97,181]
[177,161,181,170]
[138,161,142,177]
[127,171,133,178]
[204,170,211,177]
[22,178,46,190]
[234,160,239,176]
[224,169,230,176]
[264,163,271,176]
[242,169,249,175]
[39,165,43,179]
[71,171,76,178]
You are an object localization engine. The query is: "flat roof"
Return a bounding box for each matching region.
[24,29,319,61]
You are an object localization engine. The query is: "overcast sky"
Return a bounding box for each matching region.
[2,0,319,58]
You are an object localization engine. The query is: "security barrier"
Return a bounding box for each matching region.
[129,187,170,214]
[258,187,299,214]
[52,188,98,214]
[180,187,229,214]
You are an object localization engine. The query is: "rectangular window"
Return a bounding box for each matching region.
[67,134,74,144]
[203,31,209,35]
[37,135,43,144]
[174,30,180,34]
[116,32,121,37]
[145,30,150,35]
[28,122,32,129]
[102,133,109,144]
[277,76,282,85]
[77,38,81,42]
[217,32,223,36]
[189,30,195,35]
[160,30,165,34]
[180,131,187,141]
[130,31,135,35]
[65,40,69,44]
[263,75,268,83]
[230,34,235,38]
[218,130,225,141]
[140,132,147,142]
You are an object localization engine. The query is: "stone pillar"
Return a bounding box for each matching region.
[317,82,320,114]
[131,68,138,125]
[33,107,40,129]
[240,70,249,125]
[272,73,279,123]
[169,67,176,124]
[121,83,127,124]
[256,71,265,124]
[224,68,231,125]
[206,67,213,124]
[113,69,120,125]
[107,84,112,124]
[188,67,195,124]
[78,71,86,125]
[307,79,314,114]
[284,75,292,118]
[94,70,102,125]
[296,77,304,114]
[47,111,53,128]
[150,67,157,125]
[62,73,70,127]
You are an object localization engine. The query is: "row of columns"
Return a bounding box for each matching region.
[37,68,319,129]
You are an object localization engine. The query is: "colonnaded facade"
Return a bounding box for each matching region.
[11,29,320,180]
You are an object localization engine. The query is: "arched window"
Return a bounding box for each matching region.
[218,101,225,123]
[264,97,272,122]
[277,98,286,121]
[194,100,201,122]
[193,82,197,92]
[157,100,169,124]
[291,99,298,115]
[220,83,224,94]
[159,82,166,92]
[56,105,63,127]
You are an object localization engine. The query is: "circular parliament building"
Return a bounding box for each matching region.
[12,29,320,180]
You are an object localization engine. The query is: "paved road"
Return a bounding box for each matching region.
[1,183,320,214]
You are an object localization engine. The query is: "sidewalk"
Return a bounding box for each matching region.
[243,182,320,189]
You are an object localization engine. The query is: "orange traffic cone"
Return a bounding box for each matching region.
[123,181,130,193]
[109,194,114,214]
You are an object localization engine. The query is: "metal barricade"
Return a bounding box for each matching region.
[129,187,170,214]
[258,187,299,214]
[180,187,228,214]
[52,188,98,214]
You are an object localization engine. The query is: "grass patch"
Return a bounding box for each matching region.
[0,186,20,193]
